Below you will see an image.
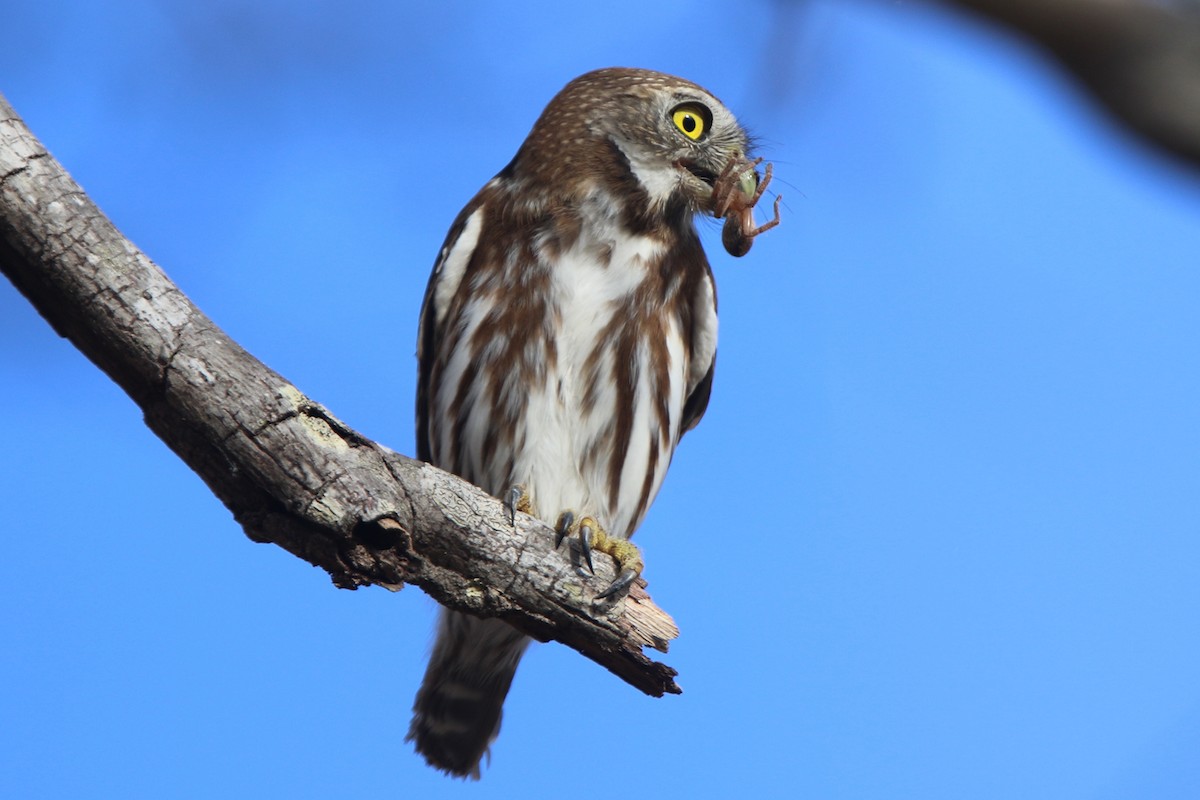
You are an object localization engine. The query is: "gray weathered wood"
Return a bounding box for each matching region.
[0,93,681,697]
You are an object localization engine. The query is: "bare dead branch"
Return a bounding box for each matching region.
[0,94,681,697]
[941,0,1200,171]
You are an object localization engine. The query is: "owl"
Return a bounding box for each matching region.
[407,67,778,778]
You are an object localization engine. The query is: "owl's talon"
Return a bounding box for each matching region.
[504,484,531,527]
[579,521,595,574]
[555,511,574,549]
[552,512,644,599]
[597,568,638,600]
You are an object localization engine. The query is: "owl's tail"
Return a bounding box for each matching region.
[407,609,531,779]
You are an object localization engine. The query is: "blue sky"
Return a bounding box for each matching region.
[4,1,1200,797]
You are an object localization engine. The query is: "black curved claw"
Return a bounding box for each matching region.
[578,522,595,574]
[504,485,523,527]
[596,568,638,600]
[555,511,574,549]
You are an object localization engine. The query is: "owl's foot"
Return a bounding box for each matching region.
[555,511,643,600]
[504,484,534,527]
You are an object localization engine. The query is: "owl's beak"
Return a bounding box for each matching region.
[678,159,719,192]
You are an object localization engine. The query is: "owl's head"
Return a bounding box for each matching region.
[512,67,757,216]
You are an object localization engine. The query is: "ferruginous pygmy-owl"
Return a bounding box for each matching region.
[407,67,778,779]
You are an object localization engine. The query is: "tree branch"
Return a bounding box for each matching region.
[941,0,1200,172]
[0,93,681,697]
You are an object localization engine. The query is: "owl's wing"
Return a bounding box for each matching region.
[681,355,714,435]
[679,256,719,437]
[415,193,488,463]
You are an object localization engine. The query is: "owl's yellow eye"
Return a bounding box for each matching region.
[671,103,710,141]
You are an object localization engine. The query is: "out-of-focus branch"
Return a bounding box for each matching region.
[944,0,1200,171]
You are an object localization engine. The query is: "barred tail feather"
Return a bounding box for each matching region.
[407,611,530,779]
